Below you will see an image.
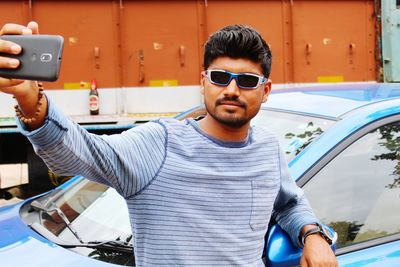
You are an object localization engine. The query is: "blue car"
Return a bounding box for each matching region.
[0,83,399,266]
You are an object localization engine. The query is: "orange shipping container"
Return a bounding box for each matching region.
[0,0,378,89]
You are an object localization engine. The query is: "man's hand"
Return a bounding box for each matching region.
[0,22,39,95]
[0,21,48,129]
[300,233,338,267]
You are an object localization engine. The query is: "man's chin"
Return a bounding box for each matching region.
[213,114,248,128]
[205,105,249,128]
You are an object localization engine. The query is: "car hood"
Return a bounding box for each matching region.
[0,202,117,267]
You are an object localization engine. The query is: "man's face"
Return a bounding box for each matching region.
[201,57,271,128]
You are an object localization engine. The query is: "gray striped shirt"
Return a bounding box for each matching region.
[20,98,318,266]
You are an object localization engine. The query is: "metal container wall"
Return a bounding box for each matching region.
[0,0,377,89]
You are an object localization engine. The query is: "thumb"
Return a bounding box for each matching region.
[27,21,39,34]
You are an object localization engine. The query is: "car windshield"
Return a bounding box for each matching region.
[251,109,336,162]
[27,179,134,265]
[42,180,131,242]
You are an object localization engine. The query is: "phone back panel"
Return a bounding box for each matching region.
[0,35,63,82]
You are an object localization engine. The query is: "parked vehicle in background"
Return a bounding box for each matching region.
[1,0,399,87]
[0,83,399,266]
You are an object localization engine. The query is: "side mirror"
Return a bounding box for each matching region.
[265,224,337,267]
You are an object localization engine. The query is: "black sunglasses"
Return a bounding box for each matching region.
[203,69,267,89]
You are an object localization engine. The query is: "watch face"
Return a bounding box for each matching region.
[301,224,338,246]
[321,224,338,245]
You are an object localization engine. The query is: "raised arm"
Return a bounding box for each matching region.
[0,22,166,199]
[0,21,48,130]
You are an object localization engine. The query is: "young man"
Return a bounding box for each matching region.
[0,22,337,266]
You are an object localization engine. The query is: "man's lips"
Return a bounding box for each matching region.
[216,99,246,108]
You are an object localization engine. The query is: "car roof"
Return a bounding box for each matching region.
[263,83,400,119]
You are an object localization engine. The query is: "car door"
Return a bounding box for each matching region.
[299,116,400,266]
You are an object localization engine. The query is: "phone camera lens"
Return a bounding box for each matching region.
[40,53,53,62]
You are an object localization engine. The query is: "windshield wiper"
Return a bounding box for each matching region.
[30,199,84,243]
[30,199,133,253]
[30,222,133,253]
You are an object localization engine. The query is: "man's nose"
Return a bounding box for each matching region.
[223,78,240,97]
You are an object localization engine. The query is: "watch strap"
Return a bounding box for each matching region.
[301,224,336,246]
[301,226,321,246]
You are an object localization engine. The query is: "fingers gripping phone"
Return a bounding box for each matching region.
[0,35,64,82]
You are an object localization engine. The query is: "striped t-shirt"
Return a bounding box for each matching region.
[21,98,318,267]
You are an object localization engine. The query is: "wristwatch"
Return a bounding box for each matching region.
[301,223,338,246]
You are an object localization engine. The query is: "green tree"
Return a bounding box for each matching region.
[329,220,363,248]
[285,122,324,156]
[372,123,400,188]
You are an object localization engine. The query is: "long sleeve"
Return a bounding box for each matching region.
[272,148,319,248]
[17,96,167,198]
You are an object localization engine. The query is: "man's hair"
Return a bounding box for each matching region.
[203,24,272,78]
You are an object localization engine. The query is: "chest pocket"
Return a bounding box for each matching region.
[250,179,279,231]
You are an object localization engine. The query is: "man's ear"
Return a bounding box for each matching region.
[261,79,272,103]
[200,73,206,95]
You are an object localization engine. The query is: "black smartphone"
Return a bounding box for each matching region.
[0,35,64,82]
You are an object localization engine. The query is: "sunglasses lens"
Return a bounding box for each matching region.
[237,74,259,88]
[210,71,231,85]
[207,70,263,89]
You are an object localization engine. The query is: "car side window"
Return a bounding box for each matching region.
[302,121,400,249]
